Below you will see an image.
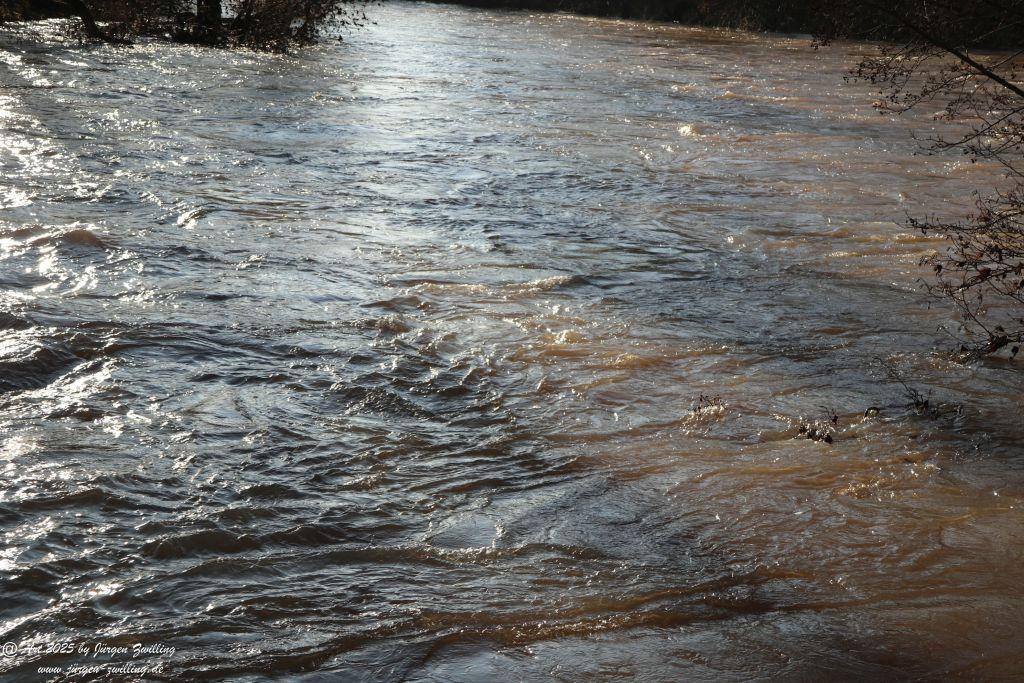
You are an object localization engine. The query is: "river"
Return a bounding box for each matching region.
[1,2,1023,680]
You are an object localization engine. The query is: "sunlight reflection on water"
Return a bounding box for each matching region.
[0,4,1022,680]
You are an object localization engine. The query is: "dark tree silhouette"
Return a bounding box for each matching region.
[3,0,370,50]
[820,0,1024,356]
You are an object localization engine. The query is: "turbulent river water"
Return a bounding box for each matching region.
[1,3,1023,680]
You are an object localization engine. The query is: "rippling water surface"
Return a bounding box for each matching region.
[2,3,1023,679]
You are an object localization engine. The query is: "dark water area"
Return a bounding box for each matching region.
[1,3,1022,680]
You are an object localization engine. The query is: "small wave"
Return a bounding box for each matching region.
[142,529,262,560]
[0,334,84,394]
[0,312,31,331]
[28,227,108,250]
[606,352,665,369]
[504,274,578,293]
[15,487,129,512]
[237,483,305,499]
[348,314,413,334]
[409,274,579,299]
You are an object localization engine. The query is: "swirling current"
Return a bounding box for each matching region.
[1,3,1023,680]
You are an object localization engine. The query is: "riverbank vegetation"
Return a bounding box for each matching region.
[0,0,369,50]
[438,0,1022,47]
[829,1,1024,357]
[823,1,1024,358]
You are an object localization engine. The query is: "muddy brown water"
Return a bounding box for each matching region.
[1,2,1022,680]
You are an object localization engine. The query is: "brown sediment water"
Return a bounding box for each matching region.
[1,3,1022,679]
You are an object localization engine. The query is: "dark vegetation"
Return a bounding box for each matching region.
[0,0,370,50]
[435,0,1022,48]
[798,408,838,444]
[829,2,1024,358]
